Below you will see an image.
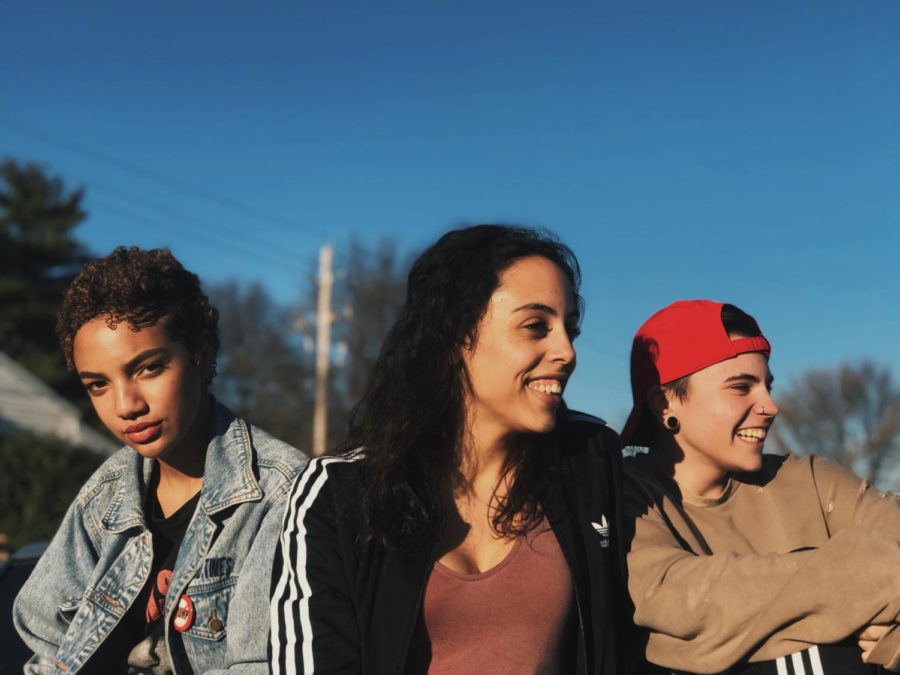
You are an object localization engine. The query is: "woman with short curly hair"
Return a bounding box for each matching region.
[15,246,308,674]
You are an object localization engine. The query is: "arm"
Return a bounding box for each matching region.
[269,458,361,675]
[809,455,900,671]
[13,494,100,674]
[809,454,900,538]
[627,496,900,674]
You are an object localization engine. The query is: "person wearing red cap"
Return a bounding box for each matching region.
[621,300,900,675]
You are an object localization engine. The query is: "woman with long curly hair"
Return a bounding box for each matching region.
[271,224,631,674]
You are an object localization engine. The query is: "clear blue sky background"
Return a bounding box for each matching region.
[2,0,898,431]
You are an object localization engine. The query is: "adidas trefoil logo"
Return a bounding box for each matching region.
[591,515,610,549]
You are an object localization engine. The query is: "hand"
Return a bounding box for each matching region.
[858,623,894,665]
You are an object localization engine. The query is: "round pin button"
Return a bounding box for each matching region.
[173,595,195,632]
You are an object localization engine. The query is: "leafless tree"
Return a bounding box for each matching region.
[770,361,900,490]
[209,281,314,452]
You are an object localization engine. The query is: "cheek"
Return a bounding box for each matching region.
[89,397,127,440]
[170,371,204,419]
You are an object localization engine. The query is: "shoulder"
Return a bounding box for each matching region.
[622,452,670,516]
[74,446,136,509]
[557,408,619,459]
[283,452,366,514]
[737,452,850,491]
[245,423,310,478]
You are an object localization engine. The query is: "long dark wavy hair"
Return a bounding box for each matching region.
[337,224,583,550]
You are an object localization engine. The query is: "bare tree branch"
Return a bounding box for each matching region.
[771,361,900,489]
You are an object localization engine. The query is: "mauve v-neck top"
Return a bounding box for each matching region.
[407,520,574,674]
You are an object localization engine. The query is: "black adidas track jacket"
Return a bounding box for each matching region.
[270,411,635,674]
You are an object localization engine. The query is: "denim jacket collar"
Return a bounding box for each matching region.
[101,398,263,531]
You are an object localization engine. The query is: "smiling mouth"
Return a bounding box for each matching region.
[735,427,767,442]
[526,378,566,405]
[528,379,563,394]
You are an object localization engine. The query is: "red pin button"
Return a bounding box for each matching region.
[173,594,195,632]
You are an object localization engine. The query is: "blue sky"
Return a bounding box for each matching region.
[2,0,898,430]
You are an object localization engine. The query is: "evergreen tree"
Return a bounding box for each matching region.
[0,159,90,398]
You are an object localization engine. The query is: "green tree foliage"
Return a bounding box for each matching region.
[0,430,104,547]
[208,281,314,452]
[0,159,90,400]
[771,360,900,490]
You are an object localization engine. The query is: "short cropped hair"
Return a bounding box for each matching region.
[56,246,219,382]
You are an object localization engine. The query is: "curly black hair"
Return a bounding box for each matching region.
[338,224,583,550]
[56,246,219,382]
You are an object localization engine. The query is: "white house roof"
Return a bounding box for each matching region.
[0,351,117,454]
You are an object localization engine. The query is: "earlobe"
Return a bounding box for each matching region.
[647,386,679,433]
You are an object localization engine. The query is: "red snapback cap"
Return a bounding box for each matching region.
[619,300,770,448]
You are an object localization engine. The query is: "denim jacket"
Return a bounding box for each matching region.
[14,399,308,674]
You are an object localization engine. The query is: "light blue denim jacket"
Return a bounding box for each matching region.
[13,400,308,674]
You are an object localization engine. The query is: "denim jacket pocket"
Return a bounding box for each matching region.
[179,574,237,642]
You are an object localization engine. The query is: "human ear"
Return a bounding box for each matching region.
[647,386,680,432]
[646,386,670,417]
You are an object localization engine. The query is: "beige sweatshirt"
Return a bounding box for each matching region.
[623,452,900,674]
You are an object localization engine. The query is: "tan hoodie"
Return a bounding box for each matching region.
[624,452,900,673]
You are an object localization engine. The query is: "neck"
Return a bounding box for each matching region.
[650,437,729,499]
[459,414,514,499]
[157,394,212,490]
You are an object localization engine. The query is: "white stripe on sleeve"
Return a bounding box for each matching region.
[270,457,341,675]
[776,656,789,675]
[808,646,824,675]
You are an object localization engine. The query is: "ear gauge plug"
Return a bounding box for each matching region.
[665,416,680,432]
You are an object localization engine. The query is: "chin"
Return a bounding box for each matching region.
[739,455,765,474]
[532,417,558,434]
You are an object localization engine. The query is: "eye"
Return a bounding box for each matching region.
[84,380,108,395]
[730,383,751,394]
[139,361,167,377]
[524,320,549,337]
[566,323,581,340]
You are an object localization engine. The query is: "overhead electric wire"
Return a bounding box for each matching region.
[0,117,331,243]
[90,194,302,274]
[88,181,313,262]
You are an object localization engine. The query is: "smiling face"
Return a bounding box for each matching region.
[664,351,778,490]
[462,256,579,447]
[73,316,210,463]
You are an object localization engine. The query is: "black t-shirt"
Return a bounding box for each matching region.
[87,473,201,674]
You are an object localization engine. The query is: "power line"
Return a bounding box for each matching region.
[0,117,331,243]
[88,181,314,262]
[90,195,303,274]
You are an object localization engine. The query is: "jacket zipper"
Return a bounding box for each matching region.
[549,513,590,673]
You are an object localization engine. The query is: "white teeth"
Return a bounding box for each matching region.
[529,380,563,394]
[736,428,767,441]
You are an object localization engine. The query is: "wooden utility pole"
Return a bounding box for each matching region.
[312,243,334,456]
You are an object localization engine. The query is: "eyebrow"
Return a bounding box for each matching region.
[513,303,580,320]
[77,348,170,380]
[724,372,775,386]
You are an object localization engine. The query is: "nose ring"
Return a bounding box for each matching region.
[760,405,767,415]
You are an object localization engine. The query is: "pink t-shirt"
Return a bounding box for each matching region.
[407,521,573,674]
